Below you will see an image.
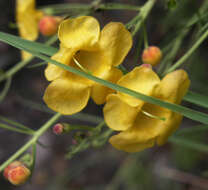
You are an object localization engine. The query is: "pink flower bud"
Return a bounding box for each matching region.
[53,123,64,135]
[4,161,31,185]
[39,16,61,36]
[142,46,162,66]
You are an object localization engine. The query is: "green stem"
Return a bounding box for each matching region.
[0,123,34,135]
[143,23,149,49]
[163,29,208,75]
[0,77,12,102]
[70,125,94,131]
[0,115,34,132]
[0,112,61,172]
[41,3,140,15]
[131,0,156,36]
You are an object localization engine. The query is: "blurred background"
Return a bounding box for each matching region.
[0,0,208,189]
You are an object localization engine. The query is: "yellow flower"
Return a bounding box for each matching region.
[43,16,132,115]
[16,0,43,59]
[103,65,190,152]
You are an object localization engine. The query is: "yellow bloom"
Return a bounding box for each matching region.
[16,0,43,59]
[43,16,132,115]
[103,65,190,152]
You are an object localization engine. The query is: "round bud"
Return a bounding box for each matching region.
[4,161,31,185]
[142,46,162,66]
[53,123,64,135]
[39,16,61,36]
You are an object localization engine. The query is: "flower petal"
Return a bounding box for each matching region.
[43,77,91,115]
[154,69,190,104]
[45,46,74,81]
[99,22,132,66]
[58,16,100,50]
[91,67,123,104]
[104,94,139,131]
[109,131,155,153]
[118,66,160,107]
[16,0,39,41]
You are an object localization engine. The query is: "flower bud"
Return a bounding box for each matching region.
[142,46,162,66]
[53,123,71,135]
[4,161,31,185]
[39,16,61,36]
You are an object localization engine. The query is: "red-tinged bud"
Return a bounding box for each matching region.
[4,161,31,185]
[3,161,22,179]
[53,123,71,135]
[142,46,162,66]
[53,123,64,135]
[141,64,152,69]
[39,16,62,36]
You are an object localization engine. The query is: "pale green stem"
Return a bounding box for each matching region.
[163,29,208,75]
[0,112,61,172]
[0,115,34,132]
[131,0,156,36]
[0,123,34,135]
[70,125,94,131]
[0,77,12,102]
[143,23,149,49]
[41,3,140,15]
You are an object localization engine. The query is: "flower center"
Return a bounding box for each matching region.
[72,56,92,74]
[141,110,166,121]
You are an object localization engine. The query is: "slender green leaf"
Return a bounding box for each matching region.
[0,32,58,56]
[1,31,208,125]
[184,91,208,109]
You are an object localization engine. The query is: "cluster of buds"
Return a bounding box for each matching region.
[142,46,162,66]
[39,16,62,36]
[3,161,31,186]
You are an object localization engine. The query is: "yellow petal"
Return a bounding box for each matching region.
[118,66,160,107]
[109,131,155,153]
[153,69,190,145]
[65,49,111,85]
[58,16,100,50]
[16,0,40,41]
[91,67,123,104]
[155,69,190,104]
[21,51,32,60]
[104,94,139,131]
[109,100,182,152]
[43,77,91,115]
[45,45,74,81]
[99,22,132,66]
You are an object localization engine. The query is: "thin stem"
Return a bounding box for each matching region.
[70,125,94,131]
[41,3,140,15]
[163,29,208,75]
[0,77,12,102]
[0,123,34,135]
[0,113,61,172]
[143,23,149,49]
[0,115,34,132]
[131,0,156,36]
